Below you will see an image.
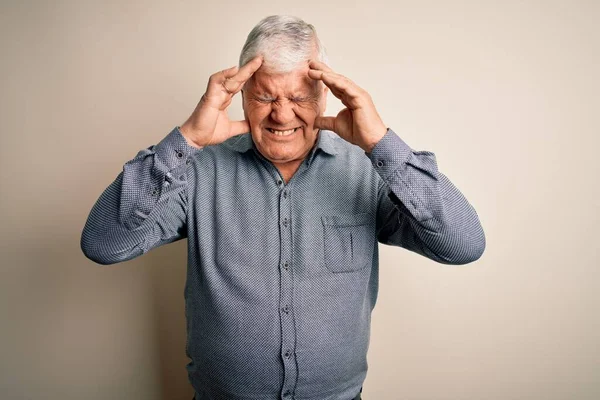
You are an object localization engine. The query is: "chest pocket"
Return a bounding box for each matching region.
[321,212,375,273]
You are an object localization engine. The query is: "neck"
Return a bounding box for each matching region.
[274,160,303,184]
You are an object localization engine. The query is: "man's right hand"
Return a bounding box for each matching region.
[180,55,263,148]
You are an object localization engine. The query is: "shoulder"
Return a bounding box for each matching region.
[321,130,371,162]
[188,133,253,163]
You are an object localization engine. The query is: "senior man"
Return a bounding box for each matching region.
[81,15,485,400]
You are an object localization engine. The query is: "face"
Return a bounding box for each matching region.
[241,62,328,169]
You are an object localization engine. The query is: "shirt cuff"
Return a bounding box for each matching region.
[365,128,413,181]
[153,126,203,171]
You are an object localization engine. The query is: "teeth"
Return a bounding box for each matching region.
[268,128,297,136]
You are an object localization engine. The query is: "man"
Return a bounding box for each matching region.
[81,15,485,400]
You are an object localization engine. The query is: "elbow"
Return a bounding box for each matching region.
[459,235,485,265]
[447,229,486,266]
[427,227,486,266]
[469,225,487,263]
[80,231,126,266]
[80,237,114,265]
[472,232,486,262]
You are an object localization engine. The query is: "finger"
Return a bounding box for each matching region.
[222,78,241,96]
[206,65,239,98]
[221,65,240,80]
[314,116,336,132]
[308,59,334,73]
[229,120,251,136]
[231,55,263,84]
[313,71,362,98]
[308,69,364,107]
[221,96,233,110]
[220,56,263,95]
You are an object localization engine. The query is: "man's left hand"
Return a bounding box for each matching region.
[308,60,388,153]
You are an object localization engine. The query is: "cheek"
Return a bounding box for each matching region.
[247,106,270,124]
[296,103,321,123]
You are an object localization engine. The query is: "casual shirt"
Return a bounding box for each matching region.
[81,126,485,400]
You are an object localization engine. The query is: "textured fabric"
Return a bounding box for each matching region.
[194,389,361,400]
[81,126,485,400]
[194,387,361,400]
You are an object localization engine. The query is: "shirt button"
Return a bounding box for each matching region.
[283,261,289,270]
[283,190,288,198]
[186,158,191,165]
[376,160,384,167]
[282,218,289,227]
[282,305,289,314]
[277,179,283,186]
[176,150,184,158]
[284,350,291,359]
[151,188,159,196]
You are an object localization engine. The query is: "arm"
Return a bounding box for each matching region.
[306,61,484,263]
[369,128,486,265]
[80,127,201,265]
[80,57,264,265]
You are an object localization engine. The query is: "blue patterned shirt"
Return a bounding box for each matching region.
[81,126,485,400]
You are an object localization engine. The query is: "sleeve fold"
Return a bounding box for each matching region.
[80,126,202,265]
[368,128,486,265]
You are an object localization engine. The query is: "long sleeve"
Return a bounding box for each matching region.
[368,128,486,265]
[80,126,202,265]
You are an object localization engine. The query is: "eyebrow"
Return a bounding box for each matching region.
[255,92,314,100]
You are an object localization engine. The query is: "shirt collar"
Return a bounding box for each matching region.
[227,129,339,159]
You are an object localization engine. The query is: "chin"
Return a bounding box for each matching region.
[264,149,294,161]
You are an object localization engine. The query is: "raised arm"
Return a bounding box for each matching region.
[80,127,198,265]
[369,129,486,264]
[80,56,264,265]
[308,59,485,265]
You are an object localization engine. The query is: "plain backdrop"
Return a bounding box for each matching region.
[1,1,598,399]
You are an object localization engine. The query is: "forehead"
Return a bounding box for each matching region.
[247,66,317,95]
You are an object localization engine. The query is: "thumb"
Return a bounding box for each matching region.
[314,116,336,132]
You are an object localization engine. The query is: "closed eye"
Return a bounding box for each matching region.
[254,96,312,104]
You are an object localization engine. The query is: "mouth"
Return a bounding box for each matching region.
[266,127,301,137]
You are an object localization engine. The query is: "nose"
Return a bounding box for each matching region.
[270,100,295,125]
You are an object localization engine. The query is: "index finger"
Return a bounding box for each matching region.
[230,55,263,84]
[308,59,334,73]
[307,65,365,108]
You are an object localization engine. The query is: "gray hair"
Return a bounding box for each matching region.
[239,15,329,73]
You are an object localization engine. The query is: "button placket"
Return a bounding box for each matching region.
[278,184,296,398]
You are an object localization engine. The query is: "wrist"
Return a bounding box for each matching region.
[362,126,388,153]
[179,123,205,149]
